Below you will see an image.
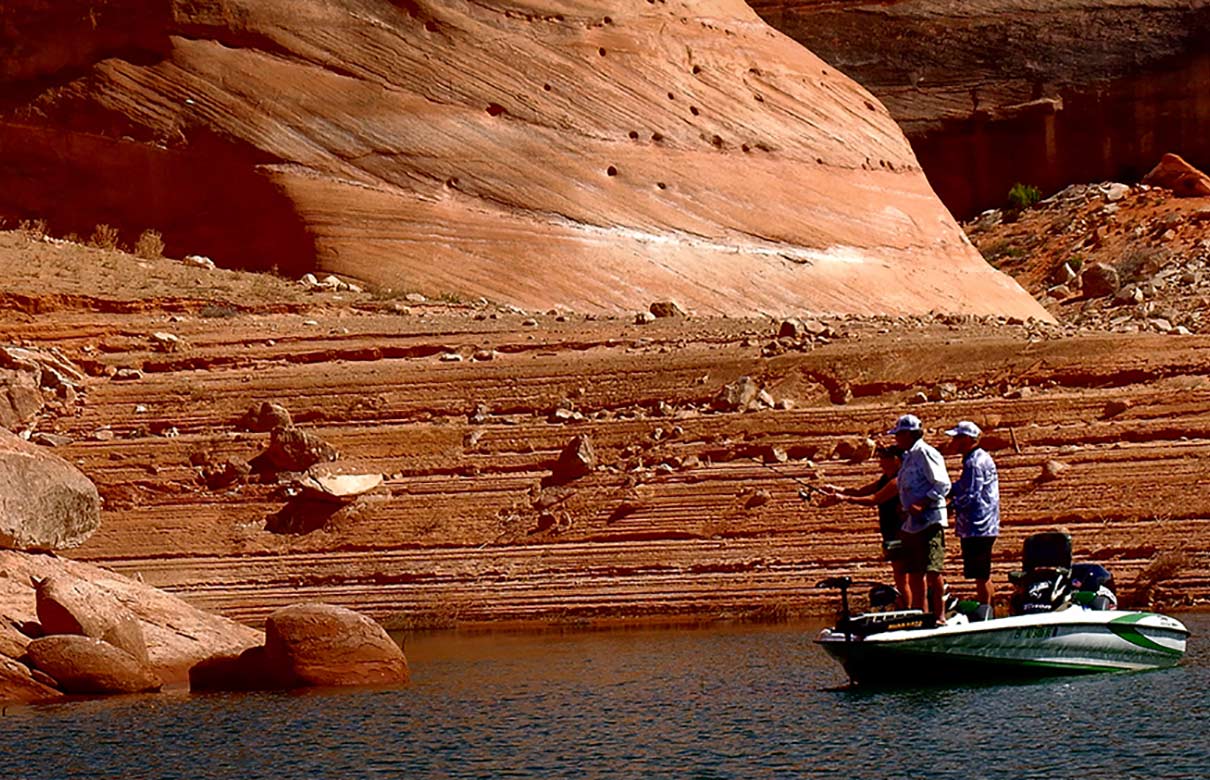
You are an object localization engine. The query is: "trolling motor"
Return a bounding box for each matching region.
[816,577,902,641]
[818,577,925,644]
[817,576,855,642]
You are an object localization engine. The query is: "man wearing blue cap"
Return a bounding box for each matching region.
[945,421,1000,612]
[889,414,951,624]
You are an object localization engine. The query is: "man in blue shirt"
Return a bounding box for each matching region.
[945,420,1001,612]
[889,414,951,624]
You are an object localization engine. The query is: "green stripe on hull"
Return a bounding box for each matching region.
[1108,612,1186,655]
[1106,623,1184,656]
[1109,612,1156,624]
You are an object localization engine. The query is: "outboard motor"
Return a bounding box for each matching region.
[1022,531,1072,571]
[1071,563,1117,610]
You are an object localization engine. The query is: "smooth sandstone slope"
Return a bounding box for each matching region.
[0,0,1047,319]
[751,0,1210,217]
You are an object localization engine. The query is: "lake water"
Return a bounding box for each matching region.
[2,614,1206,780]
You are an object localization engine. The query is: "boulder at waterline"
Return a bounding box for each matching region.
[264,603,408,688]
[189,646,289,692]
[0,656,60,704]
[0,551,262,687]
[24,635,162,695]
[35,575,150,664]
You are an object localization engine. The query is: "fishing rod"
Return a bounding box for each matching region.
[754,459,831,502]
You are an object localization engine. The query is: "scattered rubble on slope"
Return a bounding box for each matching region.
[0,345,86,431]
[967,165,1210,334]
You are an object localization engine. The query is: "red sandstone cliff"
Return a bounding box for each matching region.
[752,0,1210,218]
[0,0,1047,319]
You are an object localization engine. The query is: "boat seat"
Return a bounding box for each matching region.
[867,584,900,610]
[954,600,994,621]
[1021,531,1072,572]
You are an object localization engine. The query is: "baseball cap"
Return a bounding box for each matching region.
[887,414,922,434]
[945,420,982,438]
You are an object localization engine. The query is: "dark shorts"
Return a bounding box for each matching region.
[961,536,997,580]
[901,524,945,575]
[882,538,905,563]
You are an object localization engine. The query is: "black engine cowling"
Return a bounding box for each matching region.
[1010,568,1072,615]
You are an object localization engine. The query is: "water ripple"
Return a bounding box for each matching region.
[1,617,1206,780]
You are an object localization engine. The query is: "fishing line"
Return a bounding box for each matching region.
[754,459,828,502]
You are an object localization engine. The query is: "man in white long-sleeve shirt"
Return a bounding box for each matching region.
[945,420,1000,611]
[889,414,952,624]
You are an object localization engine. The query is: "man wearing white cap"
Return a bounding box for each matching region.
[945,420,1001,612]
[888,414,951,624]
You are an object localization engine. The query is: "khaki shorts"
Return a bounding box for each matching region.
[901,524,945,575]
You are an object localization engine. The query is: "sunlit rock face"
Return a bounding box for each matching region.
[0,0,1048,319]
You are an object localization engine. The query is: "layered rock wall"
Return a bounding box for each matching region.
[0,0,1048,319]
[752,1,1210,218]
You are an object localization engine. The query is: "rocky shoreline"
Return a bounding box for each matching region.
[0,428,406,705]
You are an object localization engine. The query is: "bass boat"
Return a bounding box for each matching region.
[816,532,1189,684]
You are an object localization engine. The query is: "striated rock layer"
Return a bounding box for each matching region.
[752,0,1210,218]
[1,229,1204,629]
[49,311,1210,627]
[0,0,1046,319]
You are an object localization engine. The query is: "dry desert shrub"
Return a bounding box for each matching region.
[134,229,165,259]
[89,223,122,251]
[18,218,47,239]
[1116,246,1172,283]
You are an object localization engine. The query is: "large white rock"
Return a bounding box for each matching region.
[294,469,383,503]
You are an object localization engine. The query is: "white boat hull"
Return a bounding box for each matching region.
[817,609,1189,684]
